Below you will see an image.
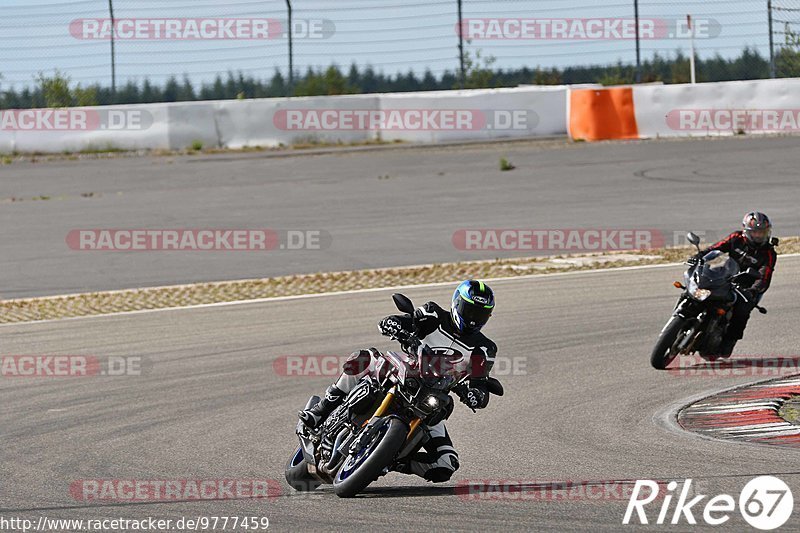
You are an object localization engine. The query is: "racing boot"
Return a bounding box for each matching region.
[298,384,346,429]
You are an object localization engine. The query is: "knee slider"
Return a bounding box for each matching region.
[424,467,455,483]
[424,454,459,482]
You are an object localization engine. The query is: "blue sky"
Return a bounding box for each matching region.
[0,0,784,89]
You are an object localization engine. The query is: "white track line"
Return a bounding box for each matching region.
[690,406,781,415]
[758,378,800,387]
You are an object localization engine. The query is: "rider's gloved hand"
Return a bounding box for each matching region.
[455,381,489,410]
[732,247,758,266]
[739,288,757,303]
[379,317,420,353]
[378,316,404,337]
[412,305,437,335]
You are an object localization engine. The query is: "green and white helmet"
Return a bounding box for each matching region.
[451,280,495,335]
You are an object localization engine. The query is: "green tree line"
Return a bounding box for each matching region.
[2,47,799,109]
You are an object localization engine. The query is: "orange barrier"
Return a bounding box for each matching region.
[568,87,639,141]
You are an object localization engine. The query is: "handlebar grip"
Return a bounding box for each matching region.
[393,329,421,350]
[393,329,411,341]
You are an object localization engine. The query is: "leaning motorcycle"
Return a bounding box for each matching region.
[649,232,767,370]
[285,293,503,498]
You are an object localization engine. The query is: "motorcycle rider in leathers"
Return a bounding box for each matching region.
[689,212,777,356]
[298,280,497,483]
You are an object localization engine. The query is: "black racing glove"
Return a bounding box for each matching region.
[412,305,438,335]
[731,247,759,266]
[378,316,404,337]
[739,288,757,303]
[379,316,421,353]
[454,381,489,411]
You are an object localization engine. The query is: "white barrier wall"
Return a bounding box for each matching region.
[3,79,800,153]
[633,78,800,138]
[212,87,567,148]
[0,86,569,153]
[377,86,568,143]
[214,94,381,149]
[166,101,218,150]
[0,104,171,153]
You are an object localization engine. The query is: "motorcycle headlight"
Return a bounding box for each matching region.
[423,395,440,411]
[692,288,712,301]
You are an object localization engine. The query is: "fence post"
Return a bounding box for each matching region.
[108,0,116,98]
[457,0,465,88]
[634,0,641,83]
[768,0,776,78]
[285,0,294,96]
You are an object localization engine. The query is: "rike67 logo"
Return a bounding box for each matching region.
[624,476,793,530]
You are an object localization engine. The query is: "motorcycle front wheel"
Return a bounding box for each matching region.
[333,417,408,498]
[650,316,686,370]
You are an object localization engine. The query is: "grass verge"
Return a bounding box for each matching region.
[779,396,800,425]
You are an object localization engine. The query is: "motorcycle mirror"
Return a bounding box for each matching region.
[392,293,415,314]
[757,307,768,315]
[771,237,780,247]
[686,232,701,249]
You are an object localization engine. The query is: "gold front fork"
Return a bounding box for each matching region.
[371,386,396,418]
[407,418,421,441]
[369,386,421,441]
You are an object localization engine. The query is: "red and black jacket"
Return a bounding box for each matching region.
[698,231,777,294]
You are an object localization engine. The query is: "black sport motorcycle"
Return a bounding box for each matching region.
[285,293,503,498]
[650,232,767,370]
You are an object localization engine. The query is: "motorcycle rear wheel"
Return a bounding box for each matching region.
[285,445,322,492]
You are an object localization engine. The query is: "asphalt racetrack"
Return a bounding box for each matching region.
[3,257,800,531]
[2,136,800,299]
